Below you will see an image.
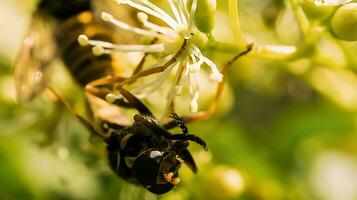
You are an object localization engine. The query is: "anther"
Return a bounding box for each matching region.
[101,12,113,22]
[210,72,223,82]
[78,35,89,46]
[92,46,105,56]
[105,93,117,103]
[137,12,148,22]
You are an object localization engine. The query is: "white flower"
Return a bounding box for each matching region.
[78,0,223,113]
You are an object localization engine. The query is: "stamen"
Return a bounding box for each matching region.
[110,44,165,53]
[188,67,200,113]
[78,34,89,46]
[189,54,203,73]
[190,91,199,113]
[92,46,105,56]
[161,61,184,116]
[188,0,197,29]
[82,0,220,114]
[177,0,189,25]
[105,93,117,103]
[166,62,182,105]
[189,63,200,73]
[168,0,183,25]
[192,47,223,82]
[201,56,223,82]
[188,68,198,94]
[83,37,165,53]
[80,35,166,55]
[82,38,116,48]
[116,0,179,30]
[101,12,159,38]
[139,0,179,28]
[210,72,223,82]
[137,12,177,41]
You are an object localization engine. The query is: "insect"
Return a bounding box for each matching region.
[48,84,208,194]
[13,0,211,195]
[14,0,252,194]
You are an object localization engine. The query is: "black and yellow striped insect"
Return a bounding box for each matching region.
[13,0,209,194]
[14,0,253,194]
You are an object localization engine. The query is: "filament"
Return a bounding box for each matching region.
[116,0,179,30]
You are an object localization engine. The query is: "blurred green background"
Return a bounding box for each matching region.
[1,0,357,199]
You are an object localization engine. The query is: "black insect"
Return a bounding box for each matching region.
[102,87,207,194]
[15,0,252,194]
[15,0,208,194]
[49,84,208,194]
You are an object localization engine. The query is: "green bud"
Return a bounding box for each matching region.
[194,0,217,34]
[300,0,335,20]
[331,3,357,41]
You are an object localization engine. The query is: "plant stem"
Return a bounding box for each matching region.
[249,44,298,60]
[208,40,298,60]
[228,0,247,48]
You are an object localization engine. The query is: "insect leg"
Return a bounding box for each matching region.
[84,39,185,99]
[117,87,153,117]
[100,121,126,135]
[83,75,135,109]
[162,44,254,129]
[132,38,158,75]
[39,99,64,147]
[116,39,188,87]
[167,114,205,173]
[84,74,159,114]
[85,40,193,124]
[47,85,109,140]
[170,134,208,151]
[169,113,188,134]
[84,40,187,112]
[84,75,125,99]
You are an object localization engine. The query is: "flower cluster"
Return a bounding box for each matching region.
[78,0,223,113]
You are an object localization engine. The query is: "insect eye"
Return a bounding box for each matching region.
[132,150,163,186]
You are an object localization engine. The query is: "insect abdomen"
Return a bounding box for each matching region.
[37,0,121,86]
[39,0,91,20]
[55,11,120,86]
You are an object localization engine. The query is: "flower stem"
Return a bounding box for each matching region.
[208,40,298,60]
[228,0,247,48]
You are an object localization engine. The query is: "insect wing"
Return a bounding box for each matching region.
[14,12,56,104]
